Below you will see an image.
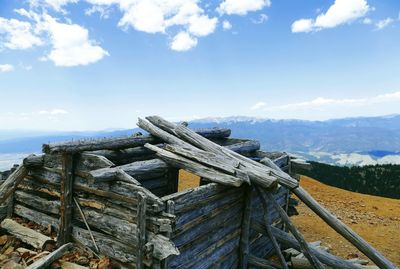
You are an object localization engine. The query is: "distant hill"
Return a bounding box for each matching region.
[296,162,400,199]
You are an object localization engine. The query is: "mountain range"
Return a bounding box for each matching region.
[1,114,400,170]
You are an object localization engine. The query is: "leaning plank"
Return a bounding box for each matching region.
[0,218,55,249]
[260,189,325,269]
[293,186,399,269]
[145,144,244,187]
[26,243,74,269]
[58,153,75,246]
[0,165,27,204]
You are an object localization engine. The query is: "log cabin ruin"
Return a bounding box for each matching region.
[0,116,398,269]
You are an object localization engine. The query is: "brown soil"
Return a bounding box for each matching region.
[177,170,400,266]
[293,176,400,266]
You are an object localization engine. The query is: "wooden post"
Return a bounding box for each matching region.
[57,153,75,246]
[239,185,252,269]
[161,200,175,269]
[136,192,147,269]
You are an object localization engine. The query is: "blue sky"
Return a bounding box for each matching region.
[0,0,400,130]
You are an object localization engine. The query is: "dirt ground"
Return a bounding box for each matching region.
[178,170,400,266]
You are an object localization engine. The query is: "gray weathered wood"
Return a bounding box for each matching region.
[0,218,55,249]
[256,187,288,269]
[224,140,260,155]
[248,254,279,269]
[136,192,147,269]
[239,185,252,269]
[0,165,27,205]
[145,144,244,187]
[57,153,75,246]
[23,154,44,168]
[261,188,325,269]
[26,243,74,269]
[293,186,399,269]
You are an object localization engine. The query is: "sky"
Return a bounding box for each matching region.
[0,0,400,131]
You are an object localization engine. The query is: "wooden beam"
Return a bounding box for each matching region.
[26,243,74,269]
[0,165,27,205]
[239,185,252,269]
[293,186,399,269]
[260,188,325,269]
[136,192,147,269]
[57,153,75,246]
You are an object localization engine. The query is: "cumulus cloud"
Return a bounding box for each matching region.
[37,14,109,66]
[0,64,14,72]
[0,17,43,49]
[292,0,370,33]
[222,20,232,30]
[375,17,394,30]
[170,31,197,51]
[217,0,271,16]
[29,0,78,12]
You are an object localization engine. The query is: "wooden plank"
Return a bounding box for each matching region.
[0,165,28,204]
[145,144,244,187]
[239,185,251,269]
[57,153,75,246]
[248,255,279,269]
[293,186,399,269]
[26,243,74,269]
[224,140,260,155]
[136,192,147,269]
[0,218,55,249]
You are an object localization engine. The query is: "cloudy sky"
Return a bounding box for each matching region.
[0,0,400,130]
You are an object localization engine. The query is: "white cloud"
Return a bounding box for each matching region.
[292,0,370,33]
[217,0,271,16]
[0,64,14,72]
[251,101,266,110]
[39,109,68,115]
[170,31,197,51]
[0,17,43,49]
[375,17,394,30]
[188,15,218,37]
[222,20,232,30]
[29,0,78,12]
[252,91,400,112]
[252,13,268,24]
[37,14,109,66]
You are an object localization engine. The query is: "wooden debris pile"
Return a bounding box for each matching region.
[0,115,398,269]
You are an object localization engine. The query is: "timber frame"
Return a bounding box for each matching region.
[0,115,398,269]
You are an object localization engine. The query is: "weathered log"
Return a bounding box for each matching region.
[256,187,288,269]
[23,154,44,168]
[145,144,244,187]
[73,197,99,253]
[261,189,325,269]
[58,153,75,246]
[0,218,55,250]
[239,185,252,269]
[141,117,286,189]
[43,135,159,154]
[13,204,137,263]
[293,186,399,269]
[28,167,163,210]
[26,243,74,269]
[58,261,88,269]
[136,192,147,269]
[91,146,156,165]
[224,140,260,155]
[0,165,28,205]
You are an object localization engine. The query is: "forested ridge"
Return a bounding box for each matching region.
[297,162,400,199]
